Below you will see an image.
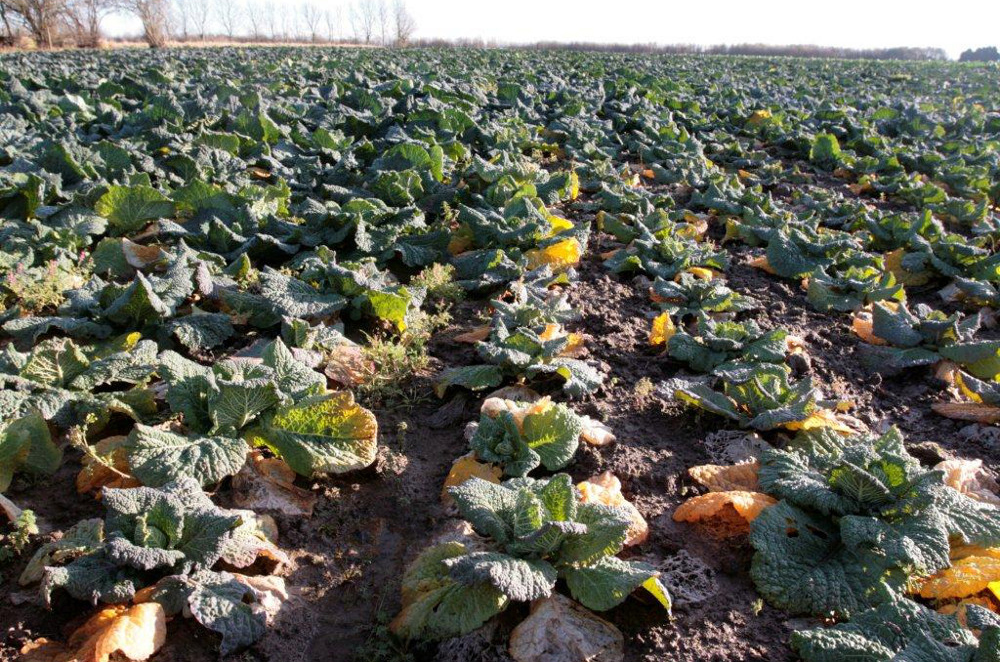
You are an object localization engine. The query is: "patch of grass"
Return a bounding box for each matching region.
[410,263,464,306]
[634,376,655,403]
[0,509,38,566]
[358,310,451,408]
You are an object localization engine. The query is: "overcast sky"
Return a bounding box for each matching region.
[104,0,999,59]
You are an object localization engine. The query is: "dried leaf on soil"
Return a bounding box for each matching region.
[688,462,760,492]
[673,491,776,530]
[935,458,1000,507]
[231,451,317,517]
[917,553,1000,600]
[20,603,166,662]
[508,593,624,662]
[76,436,140,495]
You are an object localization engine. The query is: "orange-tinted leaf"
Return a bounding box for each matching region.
[851,310,886,345]
[918,554,1000,600]
[884,249,930,286]
[649,312,675,347]
[579,416,615,446]
[323,345,371,388]
[232,450,317,517]
[935,459,1000,507]
[749,255,776,275]
[442,453,502,506]
[525,238,582,272]
[21,603,166,662]
[76,436,140,495]
[121,239,164,270]
[486,385,542,403]
[481,396,552,431]
[578,471,647,546]
[454,326,491,344]
[933,402,1000,424]
[673,491,776,529]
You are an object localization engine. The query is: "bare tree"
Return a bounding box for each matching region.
[65,0,114,46]
[185,0,206,39]
[215,0,242,39]
[390,0,412,46]
[171,0,189,39]
[299,1,319,42]
[244,0,262,40]
[261,0,275,39]
[349,0,374,44]
[375,0,387,45]
[323,4,340,42]
[0,3,16,43]
[278,5,294,40]
[119,0,170,47]
[0,0,70,47]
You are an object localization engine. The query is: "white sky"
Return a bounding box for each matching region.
[103,0,1000,59]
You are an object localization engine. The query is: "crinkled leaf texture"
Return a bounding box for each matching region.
[127,424,249,488]
[446,551,557,602]
[443,476,669,615]
[140,570,267,655]
[469,401,584,477]
[749,501,903,618]
[751,427,1000,617]
[791,594,982,662]
[390,542,508,641]
[42,479,247,605]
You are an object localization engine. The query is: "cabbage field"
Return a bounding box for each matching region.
[1,47,1000,662]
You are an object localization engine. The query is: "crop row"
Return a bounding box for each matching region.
[0,47,998,661]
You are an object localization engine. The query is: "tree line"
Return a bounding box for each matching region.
[410,39,951,62]
[0,0,416,48]
[959,47,1000,62]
